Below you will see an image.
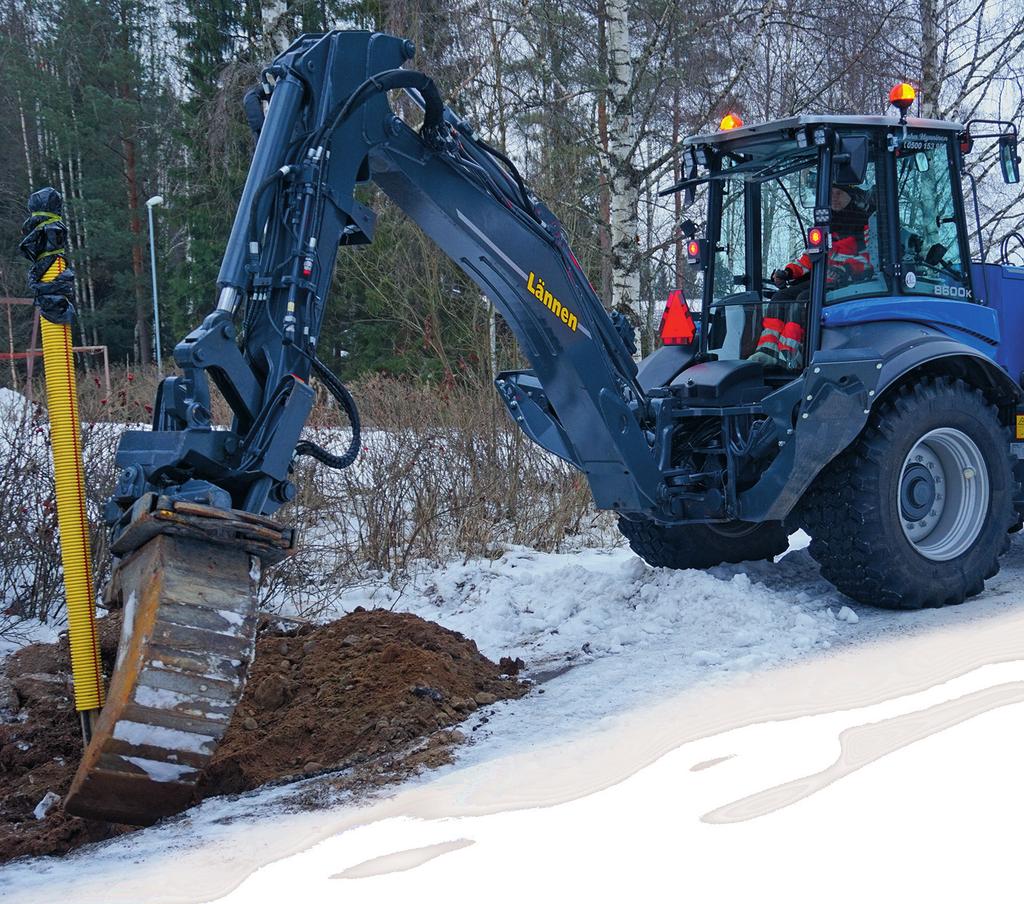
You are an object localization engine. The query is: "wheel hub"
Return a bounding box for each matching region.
[898,428,989,561]
[900,462,937,521]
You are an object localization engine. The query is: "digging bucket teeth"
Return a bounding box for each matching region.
[64,496,293,826]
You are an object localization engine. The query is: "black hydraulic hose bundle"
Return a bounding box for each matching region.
[306,68,444,153]
[1000,231,1024,264]
[294,353,362,470]
[243,60,635,477]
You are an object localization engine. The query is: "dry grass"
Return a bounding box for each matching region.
[266,373,609,616]
[0,391,119,624]
[0,366,611,625]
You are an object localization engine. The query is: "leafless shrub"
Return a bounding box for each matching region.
[263,375,612,617]
[0,367,612,627]
[0,385,120,627]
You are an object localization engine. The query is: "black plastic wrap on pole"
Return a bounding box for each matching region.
[18,187,77,325]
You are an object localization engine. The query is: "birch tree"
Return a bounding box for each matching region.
[604,0,640,323]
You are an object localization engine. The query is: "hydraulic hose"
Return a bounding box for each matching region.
[294,353,361,469]
[304,68,445,154]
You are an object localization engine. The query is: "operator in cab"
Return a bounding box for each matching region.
[749,184,873,369]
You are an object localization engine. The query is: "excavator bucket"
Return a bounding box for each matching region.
[64,497,293,825]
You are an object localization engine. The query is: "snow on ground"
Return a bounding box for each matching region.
[0,617,60,659]
[334,531,835,678]
[0,388,34,418]
[4,530,1024,901]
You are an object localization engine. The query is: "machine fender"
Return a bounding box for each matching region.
[738,321,1020,523]
[877,339,1019,405]
[827,320,1020,405]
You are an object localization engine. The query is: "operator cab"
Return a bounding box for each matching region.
[653,85,1021,399]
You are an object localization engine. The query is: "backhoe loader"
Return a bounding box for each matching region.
[33,30,1023,824]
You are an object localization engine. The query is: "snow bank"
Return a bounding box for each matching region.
[0,388,32,421]
[331,540,847,679]
[0,618,61,659]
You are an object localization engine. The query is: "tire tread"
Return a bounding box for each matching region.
[800,376,1014,609]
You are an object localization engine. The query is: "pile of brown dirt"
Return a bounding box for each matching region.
[0,608,526,864]
[200,608,527,796]
[0,615,130,862]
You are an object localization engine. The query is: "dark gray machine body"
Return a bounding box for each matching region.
[105,30,1019,543]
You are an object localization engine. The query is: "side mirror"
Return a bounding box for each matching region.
[680,219,697,238]
[708,306,726,349]
[914,152,929,173]
[833,135,868,185]
[683,162,698,208]
[999,135,1020,184]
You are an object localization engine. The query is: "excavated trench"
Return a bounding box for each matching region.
[0,609,526,863]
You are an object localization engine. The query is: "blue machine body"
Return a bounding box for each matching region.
[821,294,1000,354]
[820,266,1024,396]
[972,262,1024,385]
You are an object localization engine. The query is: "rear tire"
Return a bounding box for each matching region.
[617,517,789,570]
[800,376,1014,609]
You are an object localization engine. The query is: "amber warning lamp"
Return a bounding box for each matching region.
[660,289,696,346]
[719,112,743,131]
[889,82,916,124]
[686,237,707,267]
[807,225,826,254]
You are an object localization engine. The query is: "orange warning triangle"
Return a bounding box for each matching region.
[659,289,695,345]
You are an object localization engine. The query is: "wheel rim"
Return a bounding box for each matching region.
[898,427,989,561]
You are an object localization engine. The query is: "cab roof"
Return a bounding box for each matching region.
[684,114,965,147]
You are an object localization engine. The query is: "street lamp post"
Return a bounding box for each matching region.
[146,195,164,375]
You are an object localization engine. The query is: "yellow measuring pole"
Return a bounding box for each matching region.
[38,254,104,725]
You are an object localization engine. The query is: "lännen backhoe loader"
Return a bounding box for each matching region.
[51,31,1024,824]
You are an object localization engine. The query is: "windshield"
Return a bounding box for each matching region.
[896,137,970,299]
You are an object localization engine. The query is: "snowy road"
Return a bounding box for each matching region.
[4,531,1024,902]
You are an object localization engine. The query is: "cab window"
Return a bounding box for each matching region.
[820,157,889,305]
[896,139,971,299]
[712,179,746,301]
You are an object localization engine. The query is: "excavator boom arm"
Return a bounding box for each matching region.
[107,29,663,535]
[66,30,665,825]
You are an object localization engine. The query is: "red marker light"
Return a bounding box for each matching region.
[660,289,695,346]
[687,240,700,257]
[807,226,825,248]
